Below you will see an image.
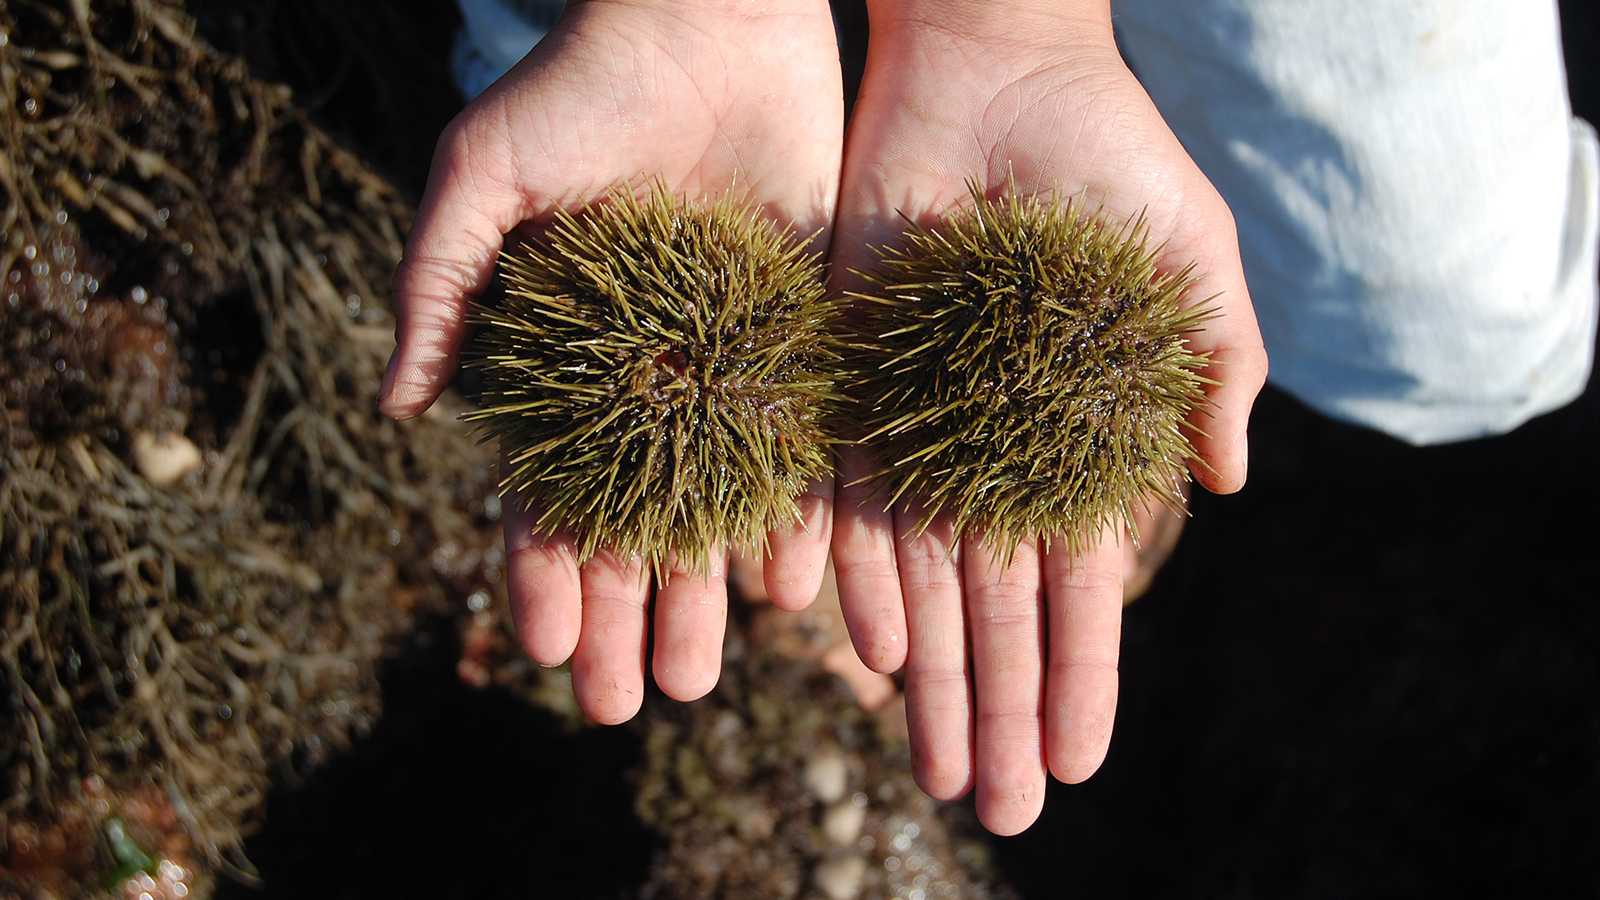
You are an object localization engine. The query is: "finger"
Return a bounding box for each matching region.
[504,503,583,666]
[651,550,730,702]
[764,476,835,611]
[964,537,1047,835]
[381,116,531,420]
[570,550,650,725]
[1042,525,1124,784]
[895,505,974,801]
[1186,339,1267,495]
[830,445,908,673]
[1160,199,1267,496]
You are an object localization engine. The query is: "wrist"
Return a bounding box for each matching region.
[571,0,833,21]
[864,0,1115,52]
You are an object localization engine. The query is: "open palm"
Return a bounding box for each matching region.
[381,0,844,724]
[827,2,1268,835]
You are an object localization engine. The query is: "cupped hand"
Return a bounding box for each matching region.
[381,0,845,724]
[828,0,1268,835]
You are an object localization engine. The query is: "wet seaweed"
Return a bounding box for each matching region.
[0,1,498,893]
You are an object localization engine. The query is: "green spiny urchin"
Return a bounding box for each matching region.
[464,181,838,575]
[848,181,1215,558]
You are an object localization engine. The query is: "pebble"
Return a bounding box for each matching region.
[803,751,849,804]
[822,801,866,845]
[132,431,201,486]
[813,855,867,900]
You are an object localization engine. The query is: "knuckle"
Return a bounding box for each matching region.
[977,703,1042,731]
[583,598,648,632]
[910,666,971,701]
[1047,647,1119,683]
[1055,569,1120,595]
[658,593,727,619]
[832,553,893,584]
[967,583,1041,621]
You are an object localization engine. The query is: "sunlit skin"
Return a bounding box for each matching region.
[381,0,845,724]
[827,0,1266,835]
[381,0,1267,835]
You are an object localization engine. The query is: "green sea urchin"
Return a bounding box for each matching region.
[849,181,1215,557]
[464,182,837,575]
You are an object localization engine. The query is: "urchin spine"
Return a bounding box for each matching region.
[465,181,837,575]
[847,180,1215,558]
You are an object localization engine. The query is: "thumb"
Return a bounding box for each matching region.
[380,117,528,419]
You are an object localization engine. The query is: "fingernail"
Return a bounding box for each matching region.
[378,351,400,404]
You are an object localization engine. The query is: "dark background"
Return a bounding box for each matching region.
[1001,3,1600,894]
[200,1,1600,896]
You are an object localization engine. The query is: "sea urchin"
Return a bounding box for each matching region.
[465,181,837,575]
[849,181,1215,557]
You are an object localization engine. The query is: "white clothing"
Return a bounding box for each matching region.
[1113,0,1599,444]
[452,0,1600,445]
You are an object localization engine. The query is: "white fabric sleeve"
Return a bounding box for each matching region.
[1112,0,1599,444]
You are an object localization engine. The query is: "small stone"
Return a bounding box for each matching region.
[814,855,868,900]
[803,751,848,804]
[731,799,776,841]
[822,801,866,845]
[131,431,201,486]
